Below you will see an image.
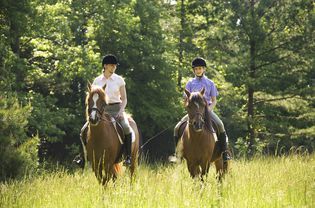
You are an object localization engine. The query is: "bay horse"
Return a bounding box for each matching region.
[177,88,228,181]
[85,84,140,185]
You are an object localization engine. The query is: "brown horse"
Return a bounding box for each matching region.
[177,88,228,181]
[85,84,140,185]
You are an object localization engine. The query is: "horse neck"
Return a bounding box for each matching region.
[89,114,113,132]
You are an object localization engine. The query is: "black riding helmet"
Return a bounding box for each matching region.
[192,57,207,68]
[102,54,118,66]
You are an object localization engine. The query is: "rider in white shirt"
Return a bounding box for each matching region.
[74,54,133,167]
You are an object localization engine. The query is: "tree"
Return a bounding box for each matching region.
[226,0,314,154]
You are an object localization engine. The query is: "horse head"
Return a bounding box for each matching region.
[184,88,207,132]
[86,83,107,126]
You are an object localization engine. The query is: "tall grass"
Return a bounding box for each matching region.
[1,154,314,208]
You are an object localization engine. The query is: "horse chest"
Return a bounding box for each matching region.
[88,126,120,149]
[183,131,214,158]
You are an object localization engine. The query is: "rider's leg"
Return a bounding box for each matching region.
[174,115,189,150]
[209,111,231,163]
[119,114,133,166]
[169,114,189,162]
[124,133,132,166]
[73,121,89,168]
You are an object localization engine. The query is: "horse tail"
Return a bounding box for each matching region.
[113,163,122,175]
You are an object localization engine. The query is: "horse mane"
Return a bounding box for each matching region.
[189,92,212,132]
[85,86,106,120]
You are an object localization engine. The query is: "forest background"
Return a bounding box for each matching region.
[0,0,314,181]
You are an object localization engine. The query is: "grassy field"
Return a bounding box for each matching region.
[1,154,314,208]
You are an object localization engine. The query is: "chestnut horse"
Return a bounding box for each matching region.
[85,84,139,185]
[178,88,228,181]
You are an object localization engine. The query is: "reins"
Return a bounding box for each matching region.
[88,99,180,150]
[140,121,179,149]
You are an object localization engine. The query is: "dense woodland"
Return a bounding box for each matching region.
[0,0,314,180]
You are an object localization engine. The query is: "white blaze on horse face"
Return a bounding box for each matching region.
[91,93,99,120]
[194,101,200,109]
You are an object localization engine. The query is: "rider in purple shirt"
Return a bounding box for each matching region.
[186,75,218,105]
[171,57,231,164]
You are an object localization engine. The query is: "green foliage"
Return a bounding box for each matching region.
[221,0,314,154]
[17,135,40,175]
[26,92,68,142]
[0,0,314,177]
[0,95,36,181]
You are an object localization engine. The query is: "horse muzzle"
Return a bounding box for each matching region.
[89,113,100,126]
[192,120,204,132]
[89,117,100,126]
[89,108,101,126]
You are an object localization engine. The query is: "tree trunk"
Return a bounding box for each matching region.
[248,0,256,156]
[178,0,185,90]
[10,21,20,55]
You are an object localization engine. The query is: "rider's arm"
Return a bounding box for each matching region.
[118,85,127,116]
[208,96,217,111]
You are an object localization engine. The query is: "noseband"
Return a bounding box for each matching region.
[88,103,114,124]
[188,111,205,125]
[88,102,107,121]
[89,106,104,116]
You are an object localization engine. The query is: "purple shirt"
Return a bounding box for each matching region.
[185,75,218,105]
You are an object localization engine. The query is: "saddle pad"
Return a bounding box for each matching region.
[111,117,136,143]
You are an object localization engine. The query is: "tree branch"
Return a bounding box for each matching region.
[254,95,297,104]
[254,54,290,70]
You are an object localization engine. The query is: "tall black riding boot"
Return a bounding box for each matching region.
[218,132,232,163]
[124,133,132,167]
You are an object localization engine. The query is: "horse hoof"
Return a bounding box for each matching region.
[222,151,232,162]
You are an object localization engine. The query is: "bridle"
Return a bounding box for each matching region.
[88,102,115,124]
[88,106,104,117]
[186,99,206,132]
[188,111,205,125]
[184,90,208,132]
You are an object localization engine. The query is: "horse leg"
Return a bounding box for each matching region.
[94,159,103,184]
[101,163,113,185]
[111,165,118,182]
[187,162,200,178]
[214,158,228,182]
[200,161,211,182]
[130,151,138,180]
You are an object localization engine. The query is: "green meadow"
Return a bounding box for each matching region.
[1,154,314,208]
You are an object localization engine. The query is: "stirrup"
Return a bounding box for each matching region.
[222,151,231,162]
[73,154,85,168]
[123,156,132,166]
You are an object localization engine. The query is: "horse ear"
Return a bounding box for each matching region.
[102,84,106,91]
[87,81,92,92]
[200,87,205,96]
[184,89,191,98]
